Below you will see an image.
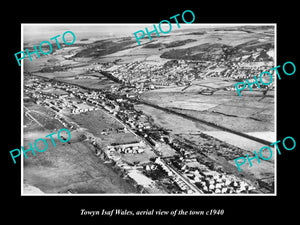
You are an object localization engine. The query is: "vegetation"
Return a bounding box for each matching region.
[143,43,163,48]
[160,41,273,61]
[164,39,197,48]
[73,39,136,58]
[143,39,196,49]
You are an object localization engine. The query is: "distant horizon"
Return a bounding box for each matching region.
[23,23,274,44]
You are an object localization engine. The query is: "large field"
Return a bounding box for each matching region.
[23,130,137,194]
[140,79,275,133]
[23,102,138,194]
[69,110,140,145]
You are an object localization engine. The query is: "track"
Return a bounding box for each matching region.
[24,106,44,128]
[137,100,273,146]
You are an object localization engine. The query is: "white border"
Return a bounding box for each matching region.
[21,23,277,196]
[21,24,24,195]
[274,23,277,196]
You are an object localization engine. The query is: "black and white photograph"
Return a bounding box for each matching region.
[3,3,298,224]
[21,24,275,195]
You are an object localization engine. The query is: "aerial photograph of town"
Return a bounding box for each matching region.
[22,24,275,195]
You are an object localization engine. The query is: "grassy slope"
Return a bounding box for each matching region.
[24,134,137,193]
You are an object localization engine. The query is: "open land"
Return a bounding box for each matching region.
[23,102,138,194]
[23,25,275,194]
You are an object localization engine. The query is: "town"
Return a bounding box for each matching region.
[86,58,275,96]
[24,73,260,194]
[22,24,275,195]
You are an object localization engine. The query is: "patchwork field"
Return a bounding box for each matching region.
[140,80,274,133]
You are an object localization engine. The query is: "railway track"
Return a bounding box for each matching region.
[137,100,273,146]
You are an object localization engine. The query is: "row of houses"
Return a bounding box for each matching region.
[107,141,146,154]
[154,157,193,193]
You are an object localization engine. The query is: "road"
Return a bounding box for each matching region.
[160,158,203,194]
[90,99,204,193]
[61,86,204,193]
[26,75,204,194]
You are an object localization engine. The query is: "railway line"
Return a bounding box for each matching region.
[137,100,273,147]
[25,74,270,193]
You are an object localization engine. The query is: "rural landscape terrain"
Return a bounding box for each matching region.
[23,24,275,194]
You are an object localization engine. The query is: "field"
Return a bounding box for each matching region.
[23,101,139,194]
[140,80,274,133]
[24,46,82,73]
[72,38,137,58]
[69,110,139,145]
[135,104,217,134]
[23,130,137,194]
[58,76,118,90]
[69,110,123,136]
[24,102,64,131]
[29,63,120,90]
